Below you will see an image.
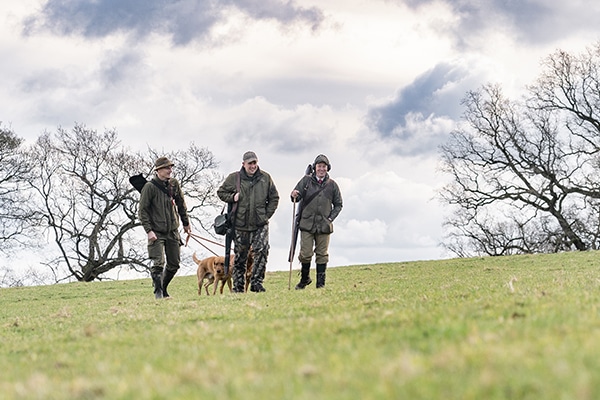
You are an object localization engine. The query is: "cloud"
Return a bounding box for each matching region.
[401,0,600,48]
[364,61,479,156]
[335,171,443,248]
[99,49,145,87]
[337,219,388,246]
[367,62,468,134]
[22,0,325,46]
[223,97,341,153]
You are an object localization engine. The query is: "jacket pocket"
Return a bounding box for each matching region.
[255,207,268,226]
[153,218,168,233]
[317,216,333,234]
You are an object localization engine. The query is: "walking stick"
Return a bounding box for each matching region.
[288,197,297,290]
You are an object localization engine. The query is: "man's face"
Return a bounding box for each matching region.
[156,165,173,180]
[315,162,328,178]
[243,160,258,176]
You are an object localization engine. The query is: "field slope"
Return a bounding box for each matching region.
[2,251,600,399]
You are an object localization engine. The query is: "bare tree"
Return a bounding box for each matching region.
[0,124,37,253]
[23,124,221,282]
[442,207,574,257]
[0,266,52,288]
[440,42,600,257]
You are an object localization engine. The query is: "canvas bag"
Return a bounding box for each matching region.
[214,205,229,235]
[213,172,241,235]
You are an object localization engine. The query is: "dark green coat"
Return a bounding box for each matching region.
[138,177,189,234]
[217,167,280,232]
[293,174,343,234]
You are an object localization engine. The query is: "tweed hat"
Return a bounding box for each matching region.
[243,151,258,162]
[154,157,174,171]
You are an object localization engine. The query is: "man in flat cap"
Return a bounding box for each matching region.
[217,151,279,293]
[139,156,192,299]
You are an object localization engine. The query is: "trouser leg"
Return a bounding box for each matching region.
[314,233,330,265]
[162,233,181,297]
[314,233,330,288]
[298,231,315,264]
[233,231,251,293]
[148,237,165,298]
[298,231,330,264]
[148,232,181,299]
[249,225,269,292]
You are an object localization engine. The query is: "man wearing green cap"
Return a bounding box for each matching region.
[217,151,279,293]
[139,156,192,299]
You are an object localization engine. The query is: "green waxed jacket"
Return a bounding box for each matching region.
[217,167,280,232]
[138,177,190,234]
[292,174,343,234]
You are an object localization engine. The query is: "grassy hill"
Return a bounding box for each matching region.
[2,251,600,399]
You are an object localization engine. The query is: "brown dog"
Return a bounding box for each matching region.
[193,252,233,295]
[193,250,255,294]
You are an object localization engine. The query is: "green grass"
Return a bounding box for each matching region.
[2,251,600,399]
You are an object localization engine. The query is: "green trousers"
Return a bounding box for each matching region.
[298,231,330,265]
[147,230,181,275]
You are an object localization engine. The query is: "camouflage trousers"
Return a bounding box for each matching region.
[232,224,270,292]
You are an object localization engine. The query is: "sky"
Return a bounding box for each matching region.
[2,0,600,278]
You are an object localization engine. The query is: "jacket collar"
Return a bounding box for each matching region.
[241,166,262,180]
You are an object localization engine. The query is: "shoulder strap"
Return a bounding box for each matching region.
[151,179,172,198]
[302,179,331,208]
[226,172,241,224]
[231,172,240,214]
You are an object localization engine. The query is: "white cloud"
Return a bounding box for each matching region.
[338,219,388,246]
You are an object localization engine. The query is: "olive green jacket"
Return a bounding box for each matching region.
[292,174,343,234]
[217,167,279,232]
[138,177,190,234]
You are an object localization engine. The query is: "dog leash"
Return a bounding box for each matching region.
[185,232,224,257]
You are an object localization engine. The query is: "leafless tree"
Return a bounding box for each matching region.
[440,43,600,256]
[23,124,221,282]
[442,207,575,257]
[0,124,37,253]
[0,266,51,288]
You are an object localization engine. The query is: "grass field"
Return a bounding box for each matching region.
[2,251,600,399]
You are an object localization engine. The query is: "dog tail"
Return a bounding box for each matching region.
[192,252,200,264]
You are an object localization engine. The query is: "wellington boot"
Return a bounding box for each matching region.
[295,263,312,290]
[316,273,326,288]
[151,273,163,299]
[162,269,176,298]
[250,283,266,292]
[316,263,327,288]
